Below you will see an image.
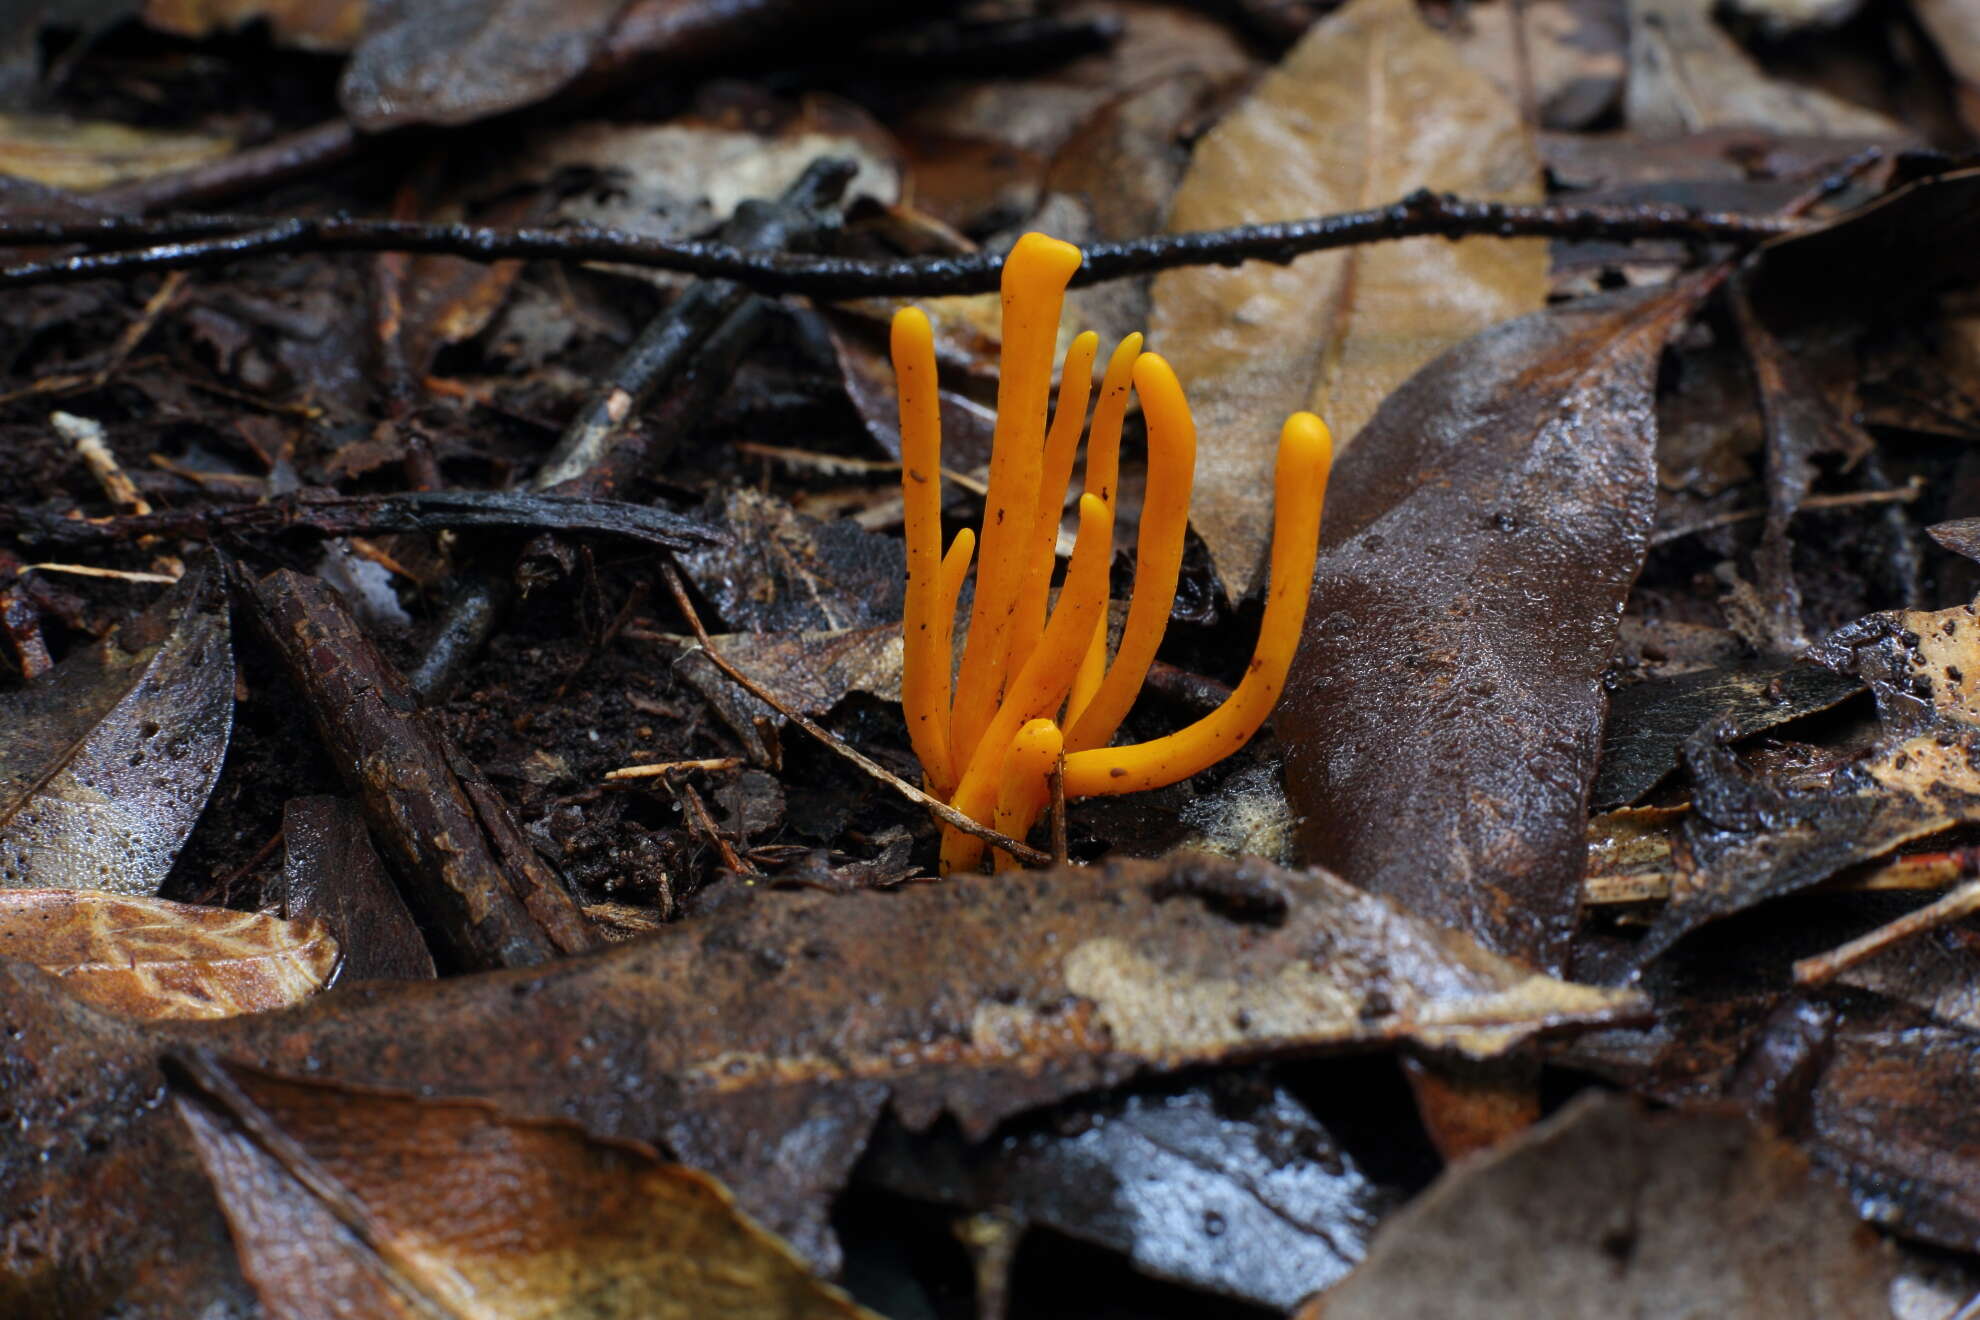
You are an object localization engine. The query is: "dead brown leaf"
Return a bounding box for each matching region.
[688,626,902,714]
[1148,0,1549,595]
[1557,974,1980,1255]
[1631,595,1980,969]
[513,94,903,290]
[143,0,364,50]
[1914,0,1980,135]
[338,0,631,131]
[1283,283,1703,971]
[1593,658,1863,809]
[0,889,337,1020]
[1300,1093,1893,1318]
[174,1054,877,1320]
[677,487,905,634]
[899,0,1255,237]
[1447,0,1628,130]
[0,113,234,190]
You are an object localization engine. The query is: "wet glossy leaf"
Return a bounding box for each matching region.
[0,568,233,896]
[280,797,433,984]
[866,1075,1394,1309]
[0,889,337,1020]
[1593,659,1864,809]
[1559,972,1980,1255]
[1149,0,1548,595]
[174,1055,877,1320]
[1816,959,1980,1250]
[1283,284,1703,971]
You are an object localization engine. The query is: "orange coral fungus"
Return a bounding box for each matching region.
[893,234,1333,874]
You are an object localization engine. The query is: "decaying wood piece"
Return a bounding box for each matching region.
[247,568,592,970]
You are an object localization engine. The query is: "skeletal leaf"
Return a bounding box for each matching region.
[0,567,233,896]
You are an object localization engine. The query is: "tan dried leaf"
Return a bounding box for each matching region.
[0,889,338,1020]
[143,0,364,50]
[1149,0,1548,594]
[0,114,234,191]
[1625,0,1905,136]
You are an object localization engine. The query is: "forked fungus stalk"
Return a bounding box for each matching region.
[895,233,1333,874]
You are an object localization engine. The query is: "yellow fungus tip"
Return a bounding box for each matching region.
[1007,232,1084,285]
[1280,411,1332,470]
[891,305,932,343]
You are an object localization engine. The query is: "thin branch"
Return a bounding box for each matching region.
[1794,866,1980,986]
[605,757,745,780]
[678,780,758,876]
[1650,477,1925,547]
[0,191,1800,299]
[1049,757,1069,868]
[659,560,1050,867]
[102,119,362,215]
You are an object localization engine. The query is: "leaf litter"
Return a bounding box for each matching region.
[4,3,1980,1315]
[1,853,1638,1310]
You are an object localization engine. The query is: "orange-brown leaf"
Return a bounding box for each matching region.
[176,1057,878,1320]
[0,889,338,1020]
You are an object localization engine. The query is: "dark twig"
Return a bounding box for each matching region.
[408,159,854,699]
[659,560,1051,867]
[1049,758,1069,869]
[93,119,362,215]
[0,490,720,551]
[0,192,1800,299]
[534,157,857,490]
[248,567,596,970]
[1648,478,1924,547]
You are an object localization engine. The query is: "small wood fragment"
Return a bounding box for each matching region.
[249,568,592,970]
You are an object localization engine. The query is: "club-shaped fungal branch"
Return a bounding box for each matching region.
[894,233,1333,874]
